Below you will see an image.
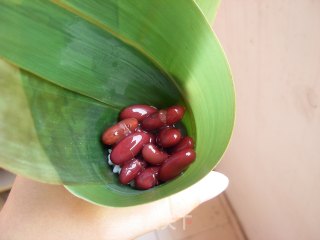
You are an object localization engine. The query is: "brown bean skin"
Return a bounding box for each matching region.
[156,127,182,148]
[159,149,196,182]
[120,105,157,121]
[141,110,167,130]
[142,143,168,165]
[102,118,138,145]
[165,105,185,125]
[119,159,143,184]
[135,168,158,190]
[170,136,194,153]
[110,132,150,165]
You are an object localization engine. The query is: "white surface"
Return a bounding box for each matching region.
[214,0,320,239]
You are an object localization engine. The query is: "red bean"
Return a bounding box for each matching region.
[110,132,150,165]
[150,166,160,185]
[139,158,148,169]
[159,149,196,181]
[141,110,167,130]
[142,105,185,130]
[102,118,138,145]
[136,128,155,144]
[148,133,156,144]
[102,104,194,190]
[135,168,158,190]
[157,127,182,148]
[170,136,194,153]
[150,166,160,176]
[136,125,143,132]
[120,105,157,121]
[142,143,168,165]
[119,158,143,184]
[165,105,185,125]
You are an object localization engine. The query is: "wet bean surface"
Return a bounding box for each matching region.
[119,158,143,184]
[102,104,195,190]
[156,127,182,148]
[170,136,194,153]
[110,132,150,165]
[159,149,196,181]
[120,105,157,121]
[101,118,138,145]
[142,143,168,165]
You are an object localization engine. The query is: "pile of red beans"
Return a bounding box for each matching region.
[101,104,195,190]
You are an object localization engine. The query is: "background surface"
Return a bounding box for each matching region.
[215,0,320,239]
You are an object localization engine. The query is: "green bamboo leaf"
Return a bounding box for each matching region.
[0,0,181,184]
[0,60,118,183]
[194,0,221,22]
[0,0,180,107]
[0,0,235,206]
[0,60,60,182]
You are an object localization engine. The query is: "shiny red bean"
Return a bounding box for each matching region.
[170,136,194,153]
[165,105,185,125]
[135,168,158,190]
[135,128,155,143]
[157,127,182,148]
[136,125,143,132]
[159,149,196,181]
[139,158,148,169]
[149,166,160,185]
[142,143,168,165]
[102,118,138,145]
[150,166,160,176]
[141,110,167,130]
[119,158,143,184]
[148,133,156,144]
[142,105,185,130]
[110,132,150,165]
[120,105,157,121]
